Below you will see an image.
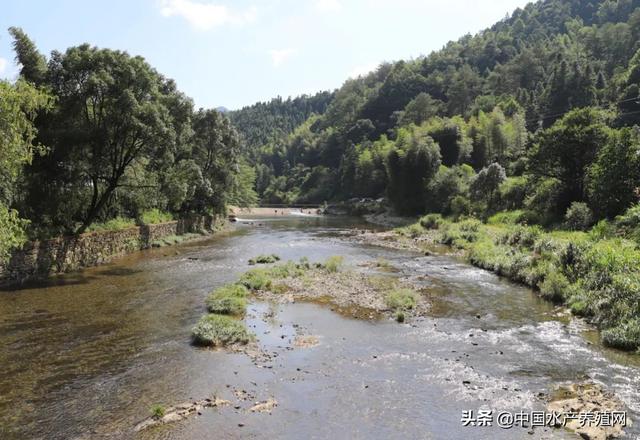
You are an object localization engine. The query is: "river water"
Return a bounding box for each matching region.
[0,216,638,439]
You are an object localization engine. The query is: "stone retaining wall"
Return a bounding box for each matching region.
[0,215,226,286]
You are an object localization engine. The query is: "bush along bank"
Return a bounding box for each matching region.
[396,210,640,352]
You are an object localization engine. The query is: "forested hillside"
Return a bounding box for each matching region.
[236,0,640,225]
[228,91,334,153]
[0,28,255,260]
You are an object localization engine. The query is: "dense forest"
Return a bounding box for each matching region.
[0,28,258,260]
[226,0,640,351]
[230,0,640,225]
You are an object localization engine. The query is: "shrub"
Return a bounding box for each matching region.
[385,288,418,311]
[467,237,503,271]
[450,196,471,219]
[324,256,344,273]
[498,176,527,210]
[297,256,311,270]
[615,204,640,243]
[268,260,307,278]
[419,213,443,230]
[499,225,542,249]
[150,404,165,419]
[141,209,173,225]
[601,319,640,351]
[459,219,481,233]
[238,269,273,291]
[206,284,248,315]
[539,271,570,303]
[564,202,593,231]
[589,219,615,240]
[569,298,589,316]
[192,314,252,346]
[396,223,424,238]
[470,163,506,212]
[487,210,526,226]
[439,220,482,248]
[616,203,640,229]
[524,178,563,225]
[248,254,280,265]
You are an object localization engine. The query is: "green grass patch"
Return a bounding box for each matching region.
[539,271,572,303]
[395,223,425,238]
[86,217,136,233]
[192,314,252,347]
[206,284,248,315]
[141,209,173,225]
[248,254,281,265]
[238,259,314,290]
[323,255,344,273]
[150,404,165,419]
[487,210,526,225]
[238,268,273,291]
[385,288,418,312]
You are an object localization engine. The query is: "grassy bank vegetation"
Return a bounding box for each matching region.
[192,314,253,347]
[206,284,249,316]
[248,254,281,265]
[385,288,418,322]
[398,207,640,352]
[151,233,202,248]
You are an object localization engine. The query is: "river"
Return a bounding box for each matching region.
[0,216,638,439]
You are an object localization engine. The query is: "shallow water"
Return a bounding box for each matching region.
[0,216,638,439]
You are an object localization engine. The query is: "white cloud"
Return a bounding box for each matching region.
[0,58,7,75]
[315,0,341,12]
[160,0,257,30]
[348,62,377,78]
[269,48,296,67]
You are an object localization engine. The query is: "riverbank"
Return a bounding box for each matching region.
[0,215,227,286]
[350,213,640,353]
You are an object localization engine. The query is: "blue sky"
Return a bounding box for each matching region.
[0,0,531,110]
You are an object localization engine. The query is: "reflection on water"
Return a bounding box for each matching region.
[0,216,638,439]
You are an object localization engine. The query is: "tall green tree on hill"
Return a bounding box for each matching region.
[386,129,441,215]
[529,107,611,214]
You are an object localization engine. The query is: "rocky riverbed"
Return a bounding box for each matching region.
[252,265,430,320]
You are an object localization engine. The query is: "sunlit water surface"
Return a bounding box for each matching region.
[0,216,638,439]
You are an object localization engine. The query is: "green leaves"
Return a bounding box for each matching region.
[0,80,51,262]
[0,206,29,263]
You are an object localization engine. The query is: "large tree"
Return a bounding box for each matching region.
[187,109,241,213]
[529,107,611,212]
[55,46,176,233]
[386,128,441,215]
[588,127,640,218]
[0,80,52,261]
